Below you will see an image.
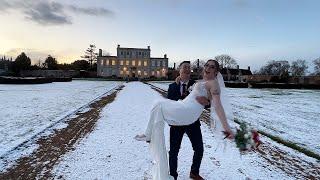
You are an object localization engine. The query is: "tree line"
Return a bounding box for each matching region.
[1,44,98,76]
[255,59,320,76]
[2,45,320,77]
[189,55,320,76]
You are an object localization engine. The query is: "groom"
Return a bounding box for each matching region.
[167,61,209,180]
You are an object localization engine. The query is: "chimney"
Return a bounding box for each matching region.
[147,46,150,50]
[117,44,120,48]
[197,59,200,69]
[173,62,176,70]
[99,49,102,57]
[248,66,250,71]
[164,54,167,58]
[237,65,239,69]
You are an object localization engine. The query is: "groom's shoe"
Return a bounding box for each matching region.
[189,172,204,180]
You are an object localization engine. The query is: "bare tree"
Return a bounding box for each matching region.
[290,59,308,76]
[258,60,290,76]
[214,54,237,68]
[81,44,97,68]
[191,59,206,72]
[313,58,320,75]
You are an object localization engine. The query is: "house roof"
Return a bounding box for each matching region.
[98,56,117,58]
[220,68,252,75]
[150,57,168,60]
[118,47,150,51]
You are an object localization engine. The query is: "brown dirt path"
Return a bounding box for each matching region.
[0,85,124,180]
[146,82,320,180]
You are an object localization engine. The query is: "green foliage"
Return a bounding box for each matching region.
[234,122,250,151]
[44,55,58,70]
[81,44,97,67]
[71,60,90,70]
[12,52,31,74]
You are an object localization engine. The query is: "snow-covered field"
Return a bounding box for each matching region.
[1,81,318,179]
[150,82,320,155]
[52,82,318,179]
[0,80,123,157]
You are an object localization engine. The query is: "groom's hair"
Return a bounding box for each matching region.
[179,61,190,67]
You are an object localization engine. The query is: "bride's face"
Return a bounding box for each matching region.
[203,61,218,80]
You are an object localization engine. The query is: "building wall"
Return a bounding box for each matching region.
[150,58,168,78]
[97,56,118,77]
[97,45,168,79]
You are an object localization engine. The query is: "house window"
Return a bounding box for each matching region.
[127,52,129,55]
[157,61,161,67]
[120,70,123,75]
[157,71,160,76]
[162,68,166,76]
[152,60,155,67]
[139,52,141,55]
[132,60,136,66]
[151,71,155,76]
[112,60,116,65]
[105,60,109,66]
[126,71,129,75]
[144,61,148,66]
[121,51,123,55]
[126,60,130,65]
[144,71,148,76]
[120,60,123,65]
[138,61,142,66]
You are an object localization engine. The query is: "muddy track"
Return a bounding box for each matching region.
[146,82,320,180]
[0,86,124,180]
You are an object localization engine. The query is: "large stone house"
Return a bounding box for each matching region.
[97,45,168,79]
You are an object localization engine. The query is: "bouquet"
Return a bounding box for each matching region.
[232,122,261,152]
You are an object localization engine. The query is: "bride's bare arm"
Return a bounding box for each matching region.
[208,80,234,139]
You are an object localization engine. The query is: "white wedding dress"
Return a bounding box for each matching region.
[144,73,233,180]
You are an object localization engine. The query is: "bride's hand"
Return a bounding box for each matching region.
[223,129,234,140]
[175,76,181,84]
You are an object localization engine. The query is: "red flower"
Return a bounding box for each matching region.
[252,130,261,148]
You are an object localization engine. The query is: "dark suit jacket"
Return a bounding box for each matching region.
[167,80,210,109]
[167,80,196,101]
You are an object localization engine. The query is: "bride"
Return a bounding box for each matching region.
[137,59,234,180]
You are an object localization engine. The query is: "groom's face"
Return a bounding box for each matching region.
[179,63,191,80]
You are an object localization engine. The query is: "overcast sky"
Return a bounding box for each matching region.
[0,0,319,71]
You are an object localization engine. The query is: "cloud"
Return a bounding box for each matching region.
[68,5,114,16]
[0,0,13,11]
[24,1,72,25]
[0,0,114,26]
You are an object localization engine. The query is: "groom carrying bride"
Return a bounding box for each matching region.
[136,59,234,180]
[167,61,209,180]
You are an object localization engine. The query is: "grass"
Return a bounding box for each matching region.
[234,118,320,161]
[146,82,320,161]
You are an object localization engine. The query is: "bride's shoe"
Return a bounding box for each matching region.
[134,134,150,143]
